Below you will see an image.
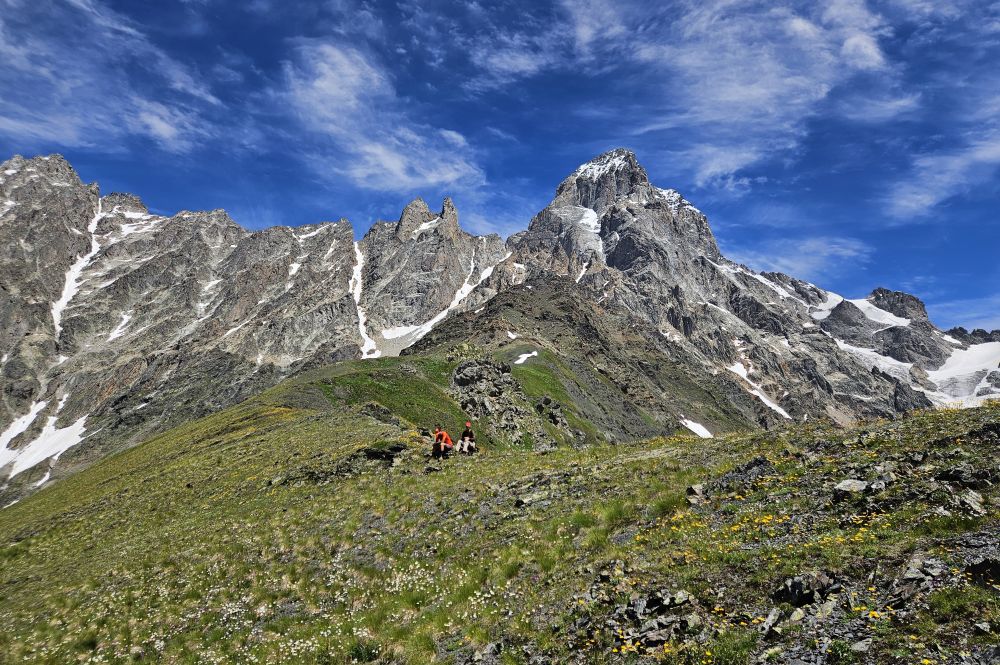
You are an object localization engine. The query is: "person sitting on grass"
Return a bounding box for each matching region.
[458,421,477,455]
[432,425,453,459]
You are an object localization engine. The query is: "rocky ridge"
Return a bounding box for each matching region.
[1,149,998,502]
[0,154,504,499]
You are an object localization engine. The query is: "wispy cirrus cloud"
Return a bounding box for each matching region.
[878,3,1000,219]
[282,41,483,192]
[627,0,895,185]
[885,131,1000,220]
[449,0,998,228]
[558,0,627,55]
[724,236,875,282]
[447,0,904,189]
[882,58,1000,220]
[0,0,219,153]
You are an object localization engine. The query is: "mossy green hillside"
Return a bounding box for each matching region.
[1,354,998,664]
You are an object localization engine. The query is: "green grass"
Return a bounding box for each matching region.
[0,360,998,664]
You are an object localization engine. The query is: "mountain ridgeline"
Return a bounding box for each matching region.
[1,149,999,502]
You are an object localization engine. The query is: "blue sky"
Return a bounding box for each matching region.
[1,0,998,330]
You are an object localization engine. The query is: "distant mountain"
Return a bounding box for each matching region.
[1,150,998,503]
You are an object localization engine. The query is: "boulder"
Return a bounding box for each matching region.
[773,572,837,607]
[686,484,706,505]
[833,479,867,501]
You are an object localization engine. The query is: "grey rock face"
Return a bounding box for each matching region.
[449,359,557,449]
[0,155,505,501]
[490,149,998,422]
[869,287,930,322]
[358,197,507,356]
[485,150,941,426]
[2,148,995,502]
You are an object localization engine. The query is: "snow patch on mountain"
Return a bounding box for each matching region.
[848,298,911,329]
[323,239,339,260]
[0,402,49,469]
[107,311,133,342]
[1,396,88,479]
[680,417,713,438]
[553,206,605,264]
[286,260,304,290]
[514,351,538,365]
[295,225,326,241]
[577,207,600,234]
[575,151,630,180]
[744,270,806,305]
[382,245,502,350]
[117,214,162,238]
[656,188,701,214]
[350,242,381,359]
[52,200,104,338]
[412,217,442,238]
[726,351,792,420]
[925,342,1000,406]
[222,321,248,339]
[810,292,845,321]
[834,339,913,382]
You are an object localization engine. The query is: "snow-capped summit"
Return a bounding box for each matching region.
[556,148,653,215]
[573,148,644,181]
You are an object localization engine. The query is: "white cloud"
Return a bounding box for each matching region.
[837,91,920,122]
[461,15,563,90]
[841,32,887,69]
[439,129,468,148]
[470,36,554,80]
[627,1,894,185]
[126,98,211,153]
[283,42,482,192]
[822,0,883,31]
[725,236,874,281]
[452,1,905,189]
[885,132,1000,219]
[0,1,218,152]
[559,0,627,54]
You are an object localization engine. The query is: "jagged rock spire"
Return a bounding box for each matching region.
[395,197,434,240]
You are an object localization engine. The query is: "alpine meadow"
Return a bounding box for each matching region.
[1,1,999,664]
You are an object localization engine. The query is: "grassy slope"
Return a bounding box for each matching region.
[0,354,998,664]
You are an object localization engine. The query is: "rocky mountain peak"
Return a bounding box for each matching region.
[441,196,459,226]
[0,154,27,171]
[868,287,929,322]
[101,192,148,215]
[394,197,433,239]
[1,153,82,188]
[393,196,462,241]
[555,148,652,213]
[575,148,644,178]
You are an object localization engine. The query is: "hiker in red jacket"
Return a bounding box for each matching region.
[432,425,453,459]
